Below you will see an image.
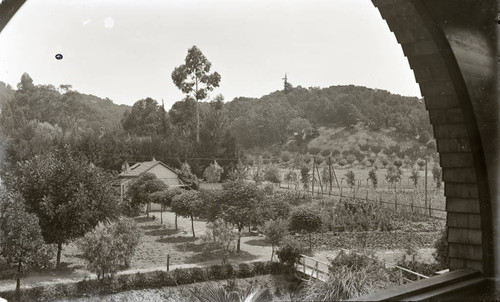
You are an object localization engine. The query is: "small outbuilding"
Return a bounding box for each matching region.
[118,159,186,210]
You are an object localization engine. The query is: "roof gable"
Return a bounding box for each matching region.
[119,160,178,177]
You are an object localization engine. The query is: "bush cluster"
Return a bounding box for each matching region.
[0,261,287,301]
[330,199,394,232]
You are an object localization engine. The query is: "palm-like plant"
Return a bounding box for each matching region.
[192,284,270,302]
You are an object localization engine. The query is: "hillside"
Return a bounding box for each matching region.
[308,124,415,152]
[0,74,129,132]
[225,85,433,151]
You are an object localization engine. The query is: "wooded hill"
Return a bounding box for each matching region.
[0,73,434,176]
[225,85,432,151]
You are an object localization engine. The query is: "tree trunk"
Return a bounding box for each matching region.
[271,245,274,261]
[195,79,200,143]
[309,233,312,251]
[56,242,62,268]
[160,206,163,224]
[175,213,178,230]
[237,226,242,253]
[191,215,195,238]
[16,258,21,298]
[146,202,150,218]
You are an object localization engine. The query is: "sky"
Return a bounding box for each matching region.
[0,0,421,109]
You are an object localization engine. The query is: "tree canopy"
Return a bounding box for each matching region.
[3,147,120,266]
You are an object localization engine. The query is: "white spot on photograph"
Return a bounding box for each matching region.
[103,17,114,28]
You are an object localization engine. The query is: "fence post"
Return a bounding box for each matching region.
[429,200,432,217]
[424,159,428,216]
[311,159,315,196]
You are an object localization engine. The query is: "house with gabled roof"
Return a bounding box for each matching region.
[118,158,186,210]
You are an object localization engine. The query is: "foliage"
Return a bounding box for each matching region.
[263,165,281,184]
[284,170,298,189]
[120,97,163,136]
[346,170,356,188]
[191,283,270,302]
[203,161,224,183]
[177,162,200,189]
[172,45,221,143]
[432,164,442,188]
[77,217,141,279]
[300,165,310,189]
[289,207,322,234]
[409,166,420,187]
[276,236,304,269]
[289,207,322,250]
[201,218,238,263]
[227,160,248,181]
[368,168,378,189]
[393,158,403,169]
[302,251,401,301]
[332,199,393,232]
[219,180,263,252]
[4,147,119,266]
[126,172,167,216]
[0,262,286,301]
[385,165,402,187]
[0,190,55,293]
[263,219,289,261]
[171,190,203,237]
[433,227,448,268]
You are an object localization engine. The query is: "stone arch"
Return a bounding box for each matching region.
[372,0,498,277]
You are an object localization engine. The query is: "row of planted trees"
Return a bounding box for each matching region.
[124,170,324,263]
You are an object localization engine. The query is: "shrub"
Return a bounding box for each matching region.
[252,261,270,275]
[301,251,401,301]
[203,161,224,183]
[172,268,192,285]
[237,263,253,278]
[433,228,448,269]
[263,219,289,261]
[289,208,322,250]
[209,264,226,280]
[264,166,281,184]
[321,149,331,157]
[276,237,303,268]
[432,164,442,188]
[334,199,393,232]
[368,169,378,189]
[308,147,321,155]
[345,170,356,188]
[77,217,141,279]
[190,267,208,283]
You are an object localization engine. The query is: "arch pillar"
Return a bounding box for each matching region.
[372,0,498,277]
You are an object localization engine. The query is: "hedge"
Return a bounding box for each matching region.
[0,261,287,301]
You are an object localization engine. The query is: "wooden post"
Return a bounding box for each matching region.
[167,254,170,271]
[328,157,333,196]
[311,159,315,196]
[429,194,432,216]
[424,159,428,215]
[315,160,323,196]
